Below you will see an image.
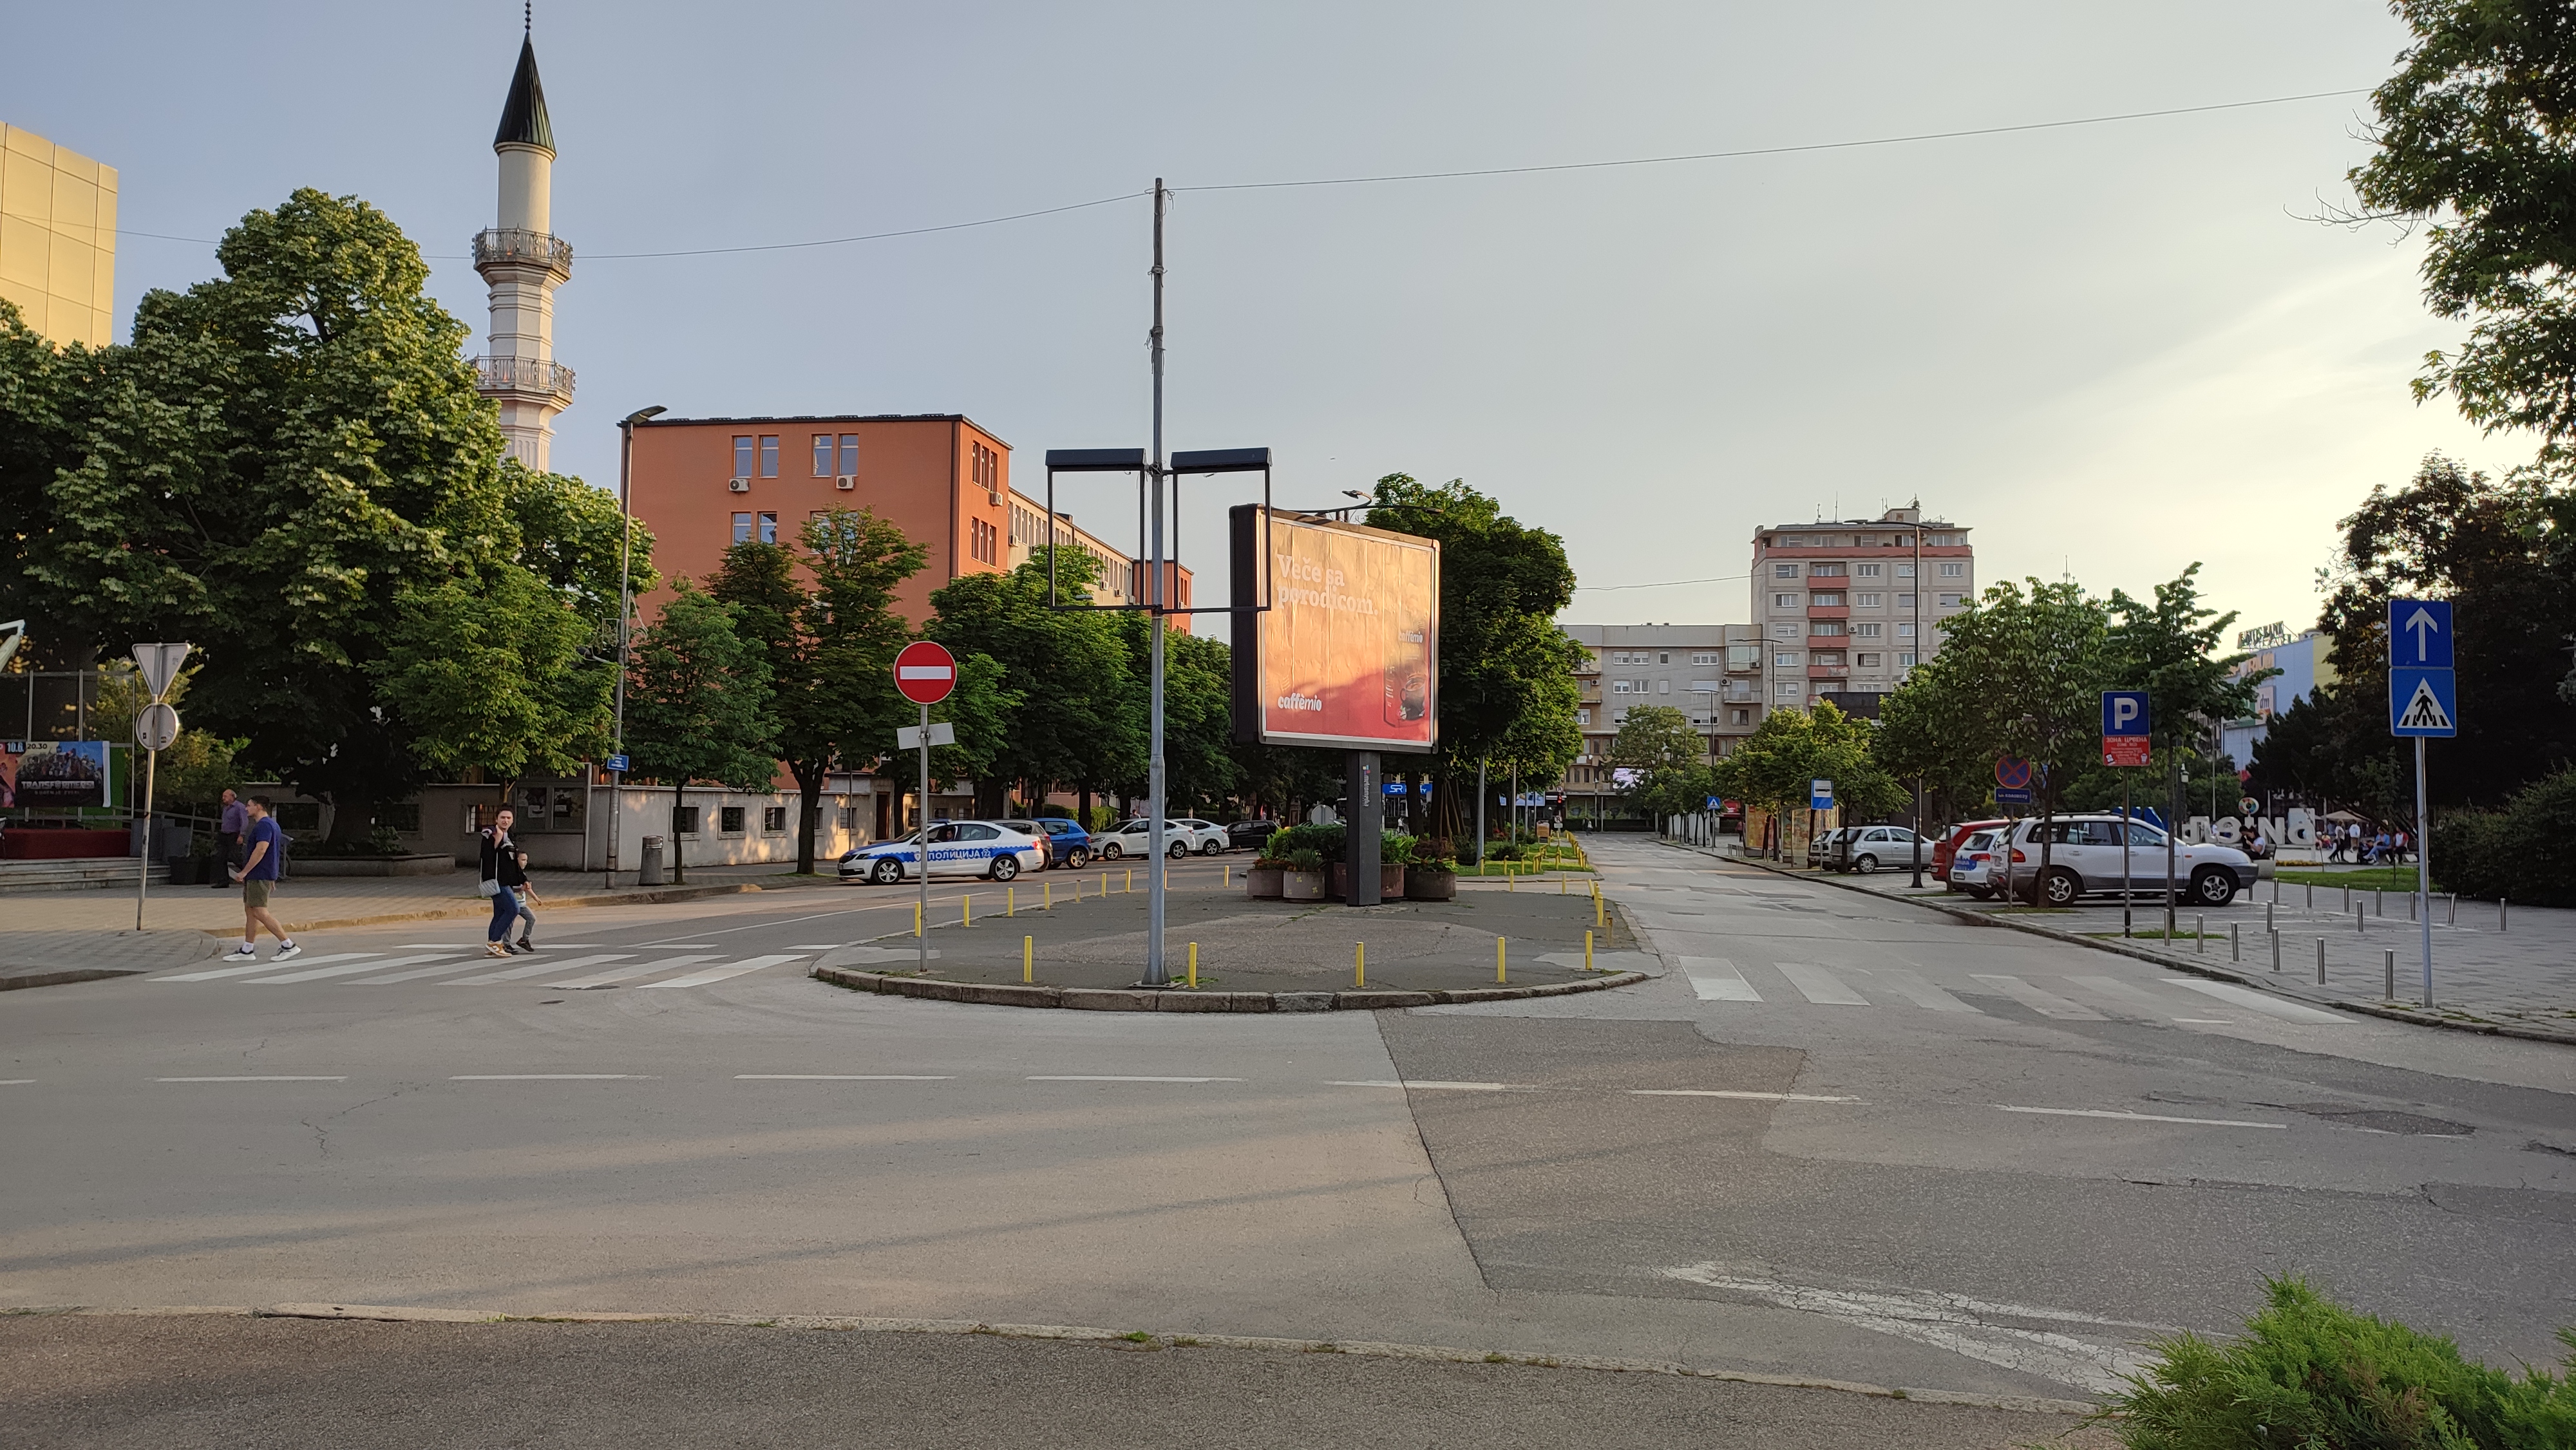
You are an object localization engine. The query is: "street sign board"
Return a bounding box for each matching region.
[1705,795,1721,811]
[2391,667,2458,737]
[893,640,959,704]
[1810,779,1833,809]
[2389,599,2452,668]
[895,722,958,751]
[1994,757,2032,790]
[133,702,181,753]
[131,642,192,700]
[2101,738,2150,767]
[1994,787,2032,805]
[604,753,629,773]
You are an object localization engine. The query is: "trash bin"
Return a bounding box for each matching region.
[638,835,666,887]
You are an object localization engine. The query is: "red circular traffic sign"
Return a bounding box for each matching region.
[1994,756,2032,789]
[894,640,958,704]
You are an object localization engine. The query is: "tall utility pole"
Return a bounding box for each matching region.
[1908,511,1926,887]
[1143,179,1170,987]
[609,404,665,889]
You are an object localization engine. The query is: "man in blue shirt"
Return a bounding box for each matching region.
[218,796,299,963]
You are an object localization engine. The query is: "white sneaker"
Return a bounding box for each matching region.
[221,946,257,962]
[271,944,302,961]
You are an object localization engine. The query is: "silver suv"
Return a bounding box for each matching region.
[2001,815,2255,907]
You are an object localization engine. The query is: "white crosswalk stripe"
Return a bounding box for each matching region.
[1853,965,1981,1013]
[1776,963,1869,1006]
[1969,974,2106,1020]
[1682,957,1761,1001]
[144,952,809,991]
[154,953,381,983]
[250,953,464,984]
[1674,965,2353,1029]
[2163,979,2353,1024]
[549,956,721,989]
[635,955,806,989]
[440,954,632,986]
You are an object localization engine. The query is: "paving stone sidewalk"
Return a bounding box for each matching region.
[1674,842,2576,1036]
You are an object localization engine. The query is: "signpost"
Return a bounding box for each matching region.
[2389,599,2454,1006]
[2101,691,2152,935]
[894,639,958,975]
[128,642,193,931]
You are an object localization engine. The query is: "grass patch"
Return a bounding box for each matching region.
[2275,867,2436,892]
[2088,929,2219,942]
[1118,1330,1153,1342]
[2104,1277,2576,1449]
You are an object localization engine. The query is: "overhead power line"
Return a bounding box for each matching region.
[115,85,2369,259]
[1577,573,1751,592]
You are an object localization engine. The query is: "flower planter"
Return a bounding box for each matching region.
[1282,869,1327,901]
[288,854,457,878]
[1245,865,1285,899]
[1329,863,1407,901]
[166,856,204,886]
[1405,870,1457,901]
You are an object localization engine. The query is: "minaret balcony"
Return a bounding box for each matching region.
[473,228,574,280]
[473,355,576,406]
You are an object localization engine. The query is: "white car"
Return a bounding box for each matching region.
[1173,818,1232,855]
[839,820,1045,883]
[1945,829,2004,899]
[1094,819,1218,860]
[2000,815,2255,907]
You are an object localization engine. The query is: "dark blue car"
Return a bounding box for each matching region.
[1006,816,1092,870]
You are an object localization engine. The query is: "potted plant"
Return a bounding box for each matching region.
[1406,850,1458,901]
[1245,852,1287,899]
[1280,847,1327,901]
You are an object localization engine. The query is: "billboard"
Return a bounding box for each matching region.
[8,740,108,808]
[1231,506,1439,753]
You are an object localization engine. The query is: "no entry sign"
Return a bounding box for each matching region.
[893,640,958,704]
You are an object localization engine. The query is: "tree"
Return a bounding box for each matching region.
[1713,702,1900,859]
[0,301,105,653]
[623,583,777,883]
[90,659,244,817]
[2349,1,2576,453]
[927,547,1141,818]
[1610,704,1713,823]
[1362,475,1584,850]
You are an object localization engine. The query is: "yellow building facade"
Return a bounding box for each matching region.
[0,122,117,348]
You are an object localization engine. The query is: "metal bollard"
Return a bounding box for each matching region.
[2196,914,2205,953]
[1585,929,1595,971]
[963,894,971,928]
[2356,905,2365,934]
[2384,948,2394,1000]
[2266,901,2275,934]
[2271,930,2281,972]
[1007,885,1015,917]
[2231,922,2240,962]
[2343,884,2351,912]
[2447,893,2456,926]
[2306,881,2313,909]
[2501,897,2509,932]
[2407,892,2415,921]
[2316,937,2326,984]
[2376,888,2384,917]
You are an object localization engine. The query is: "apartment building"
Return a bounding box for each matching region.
[1752,507,1973,713]
[1559,623,1764,791]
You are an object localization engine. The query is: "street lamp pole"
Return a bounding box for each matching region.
[1144,180,1170,986]
[609,404,666,889]
[1909,513,1926,887]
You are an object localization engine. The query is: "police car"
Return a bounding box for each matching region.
[839,820,1046,884]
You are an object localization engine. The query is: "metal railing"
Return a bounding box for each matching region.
[471,227,574,276]
[472,355,577,404]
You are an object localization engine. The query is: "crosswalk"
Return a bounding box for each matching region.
[1680,958,2351,1025]
[151,950,810,992]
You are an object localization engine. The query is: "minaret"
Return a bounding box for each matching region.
[473,14,573,470]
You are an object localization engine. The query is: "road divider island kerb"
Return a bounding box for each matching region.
[1689,841,2576,1048]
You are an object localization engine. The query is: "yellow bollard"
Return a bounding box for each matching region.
[1356,941,1365,989]
[963,894,971,928]
[1045,880,1054,909]
[1023,935,1034,984]
[1224,863,1231,889]
[1188,941,1198,989]
[1125,867,1133,894]
[1497,936,1507,983]
[1593,889,1605,928]
[1559,872,1566,894]
[914,901,922,937]
[1101,871,1108,898]
[1007,885,1015,917]
[1585,929,1594,971]
[1508,864,1515,892]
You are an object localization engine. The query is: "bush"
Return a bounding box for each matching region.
[2106,1277,2576,1449]
[2430,766,2576,907]
[1280,847,1323,872]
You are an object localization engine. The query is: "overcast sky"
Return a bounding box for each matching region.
[15,1,2513,646]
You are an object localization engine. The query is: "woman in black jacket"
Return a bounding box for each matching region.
[479,809,526,957]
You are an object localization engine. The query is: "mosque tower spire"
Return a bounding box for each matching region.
[473,10,573,469]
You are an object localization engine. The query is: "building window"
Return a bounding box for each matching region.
[1728,643,1760,669]
[970,441,1003,493]
[1897,622,1916,637]
[1774,593,1800,609]
[759,436,780,478]
[1730,708,1750,724]
[1775,681,1802,699]
[1897,593,1917,608]
[732,436,754,478]
[1576,708,1591,725]
[1770,623,1799,638]
[839,435,860,475]
[674,806,702,835]
[1857,563,1881,578]
[1809,563,1846,577]
[1938,593,1963,607]
[1658,652,1671,663]
[1857,652,1881,667]
[1657,679,1671,693]
[732,512,754,543]
[1774,563,1799,578]
[1853,623,1879,638]
[1810,592,1844,607]
[759,511,779,544]
[1813,650,1846,666]
[1691,651,1718,664]
[1899,652,1918,666]
[763,806,788,833]
[1774,651,1801,666]
[1939,561,1965,578]
[812,434,834,476]
[1611,681,1631,693]
[1810,621,1846,636]
[1855,592,1881,607]
[1897,562,1916,578]
[721,806,746,834]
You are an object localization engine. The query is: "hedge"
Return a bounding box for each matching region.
[2429,767,2576,907]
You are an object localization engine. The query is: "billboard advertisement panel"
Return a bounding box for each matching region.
[1231,507,1438,753]
[8,740,108,808]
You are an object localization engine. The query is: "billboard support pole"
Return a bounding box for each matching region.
[1143,178,1170,987]
[1346,752,1381,905]
[1475,758,1486,866]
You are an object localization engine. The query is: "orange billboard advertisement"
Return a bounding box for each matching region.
[1230,507,1438,753]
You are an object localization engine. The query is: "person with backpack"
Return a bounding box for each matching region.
[478,808,526,958]
[217,796,298,962]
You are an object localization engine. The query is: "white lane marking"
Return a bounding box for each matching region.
[1997,1105,2285,1130]
[402,942,605,950]
[439,954,633,986]
[350,958,535,985]
[791,944,847,950]
[0,1079,33,1085]
[1776,963,1870,1006]
[250,953,463,984]
[1629,1089,1862,1102]
[154,954,379,983]
[635,955,806,989]
[1854,966,1980,1013]
[547,956,719,990]
[1325,1079,1523,1091]
[449,1074,656,1080]
[2063,974,2202,1020]
[735,1075,956,1080]
[1658,1265,2167,1394]
[1681,957,1761,1001]
[2163,979,2353,1024]
[156,1075,348,1082]
[632,942,721,949]
[1027,1075,1246,1084]
[1969,974,2105,1020]
[2174,1018,2234,1024]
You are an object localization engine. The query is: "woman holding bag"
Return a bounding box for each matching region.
[478,808,523,957]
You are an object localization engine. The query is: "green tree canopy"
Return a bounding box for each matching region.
[623,582,777,882]
[926,547,1141,814]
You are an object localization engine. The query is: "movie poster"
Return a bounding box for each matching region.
[12,740,108,808]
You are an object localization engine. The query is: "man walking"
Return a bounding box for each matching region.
[218,796,298,962]
[213,788,246,890]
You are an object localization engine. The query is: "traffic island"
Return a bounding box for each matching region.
[811,879,1653,1012]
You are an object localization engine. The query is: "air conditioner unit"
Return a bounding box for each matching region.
[727,478,750,493]
[834,475,857,491]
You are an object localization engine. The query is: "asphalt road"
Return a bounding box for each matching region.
[3,834,2568,1438]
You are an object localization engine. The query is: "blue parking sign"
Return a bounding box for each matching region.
[2100,691,2149,737]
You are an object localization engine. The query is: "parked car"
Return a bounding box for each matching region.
[1945,828,2005,899]
[1226,819,1280,853]
[1998,814,2255,907]
[1832,825,1926,874]
[1172,818,1232,855]
[839,820,1045,884]
[1094,819,1202,860]
[1805,827,1856,868]
[1933,819,2009,889]
[1019,816,1092,869]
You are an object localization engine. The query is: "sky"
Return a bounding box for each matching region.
[12,1,2518,647]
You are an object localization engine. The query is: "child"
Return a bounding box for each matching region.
[511,848,542,953]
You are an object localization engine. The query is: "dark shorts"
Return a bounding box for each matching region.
[242,878,274,909]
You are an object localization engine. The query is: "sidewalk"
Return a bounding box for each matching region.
[0,862,828,944]
[1674,841,2576,1040]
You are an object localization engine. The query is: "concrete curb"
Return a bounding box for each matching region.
[2,1303,2098,1416]
[179,878,827,939]
[811,963,1649,1012]
[0,968,149,992]
[1687,843,2576,1048]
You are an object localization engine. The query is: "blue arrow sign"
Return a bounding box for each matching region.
[2389,598,2452,668]
[2101,690,2150,738]
[2391,666,2458,737]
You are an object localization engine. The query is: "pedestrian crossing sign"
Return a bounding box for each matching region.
[2389,666,2456,737]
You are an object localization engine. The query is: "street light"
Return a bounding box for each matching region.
[608,404,667,889]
